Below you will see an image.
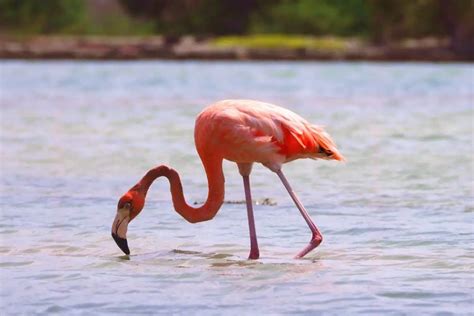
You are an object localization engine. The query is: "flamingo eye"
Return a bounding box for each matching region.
[123,202,131,209]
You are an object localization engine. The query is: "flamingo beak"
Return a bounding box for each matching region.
[111,208,130,255]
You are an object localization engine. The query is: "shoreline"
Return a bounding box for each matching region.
[0,36,471,62]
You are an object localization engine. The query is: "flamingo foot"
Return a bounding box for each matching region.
[248,249,260,260]
[294,234,322,259]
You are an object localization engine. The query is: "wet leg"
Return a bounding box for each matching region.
[242,175,260,259]
[276,169,323,258]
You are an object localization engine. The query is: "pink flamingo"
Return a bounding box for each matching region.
[112,100,344,259]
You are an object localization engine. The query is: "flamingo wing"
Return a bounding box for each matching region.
[196,100,344,165]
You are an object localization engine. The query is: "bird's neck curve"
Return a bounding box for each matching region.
[135,159,224,223]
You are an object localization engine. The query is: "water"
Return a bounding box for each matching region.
[1,61,473,315]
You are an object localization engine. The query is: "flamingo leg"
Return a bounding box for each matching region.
[276,170,323,258]
[242,175,260,259]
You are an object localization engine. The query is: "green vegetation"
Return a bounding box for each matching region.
[0,0,472,55]
[78,14,154,36]
[249,0,370,36]
[214,35,348,52]
[0,0,154,36]
[0,0,86,34]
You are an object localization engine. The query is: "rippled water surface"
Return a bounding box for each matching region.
[1,61,473,315]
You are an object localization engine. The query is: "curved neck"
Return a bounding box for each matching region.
[135,159,225,223]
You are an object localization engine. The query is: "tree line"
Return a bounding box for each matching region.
[0,0,472,54]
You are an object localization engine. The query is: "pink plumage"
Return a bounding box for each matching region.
[195,99,344,171]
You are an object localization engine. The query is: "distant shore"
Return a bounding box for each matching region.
[0,35,471,62]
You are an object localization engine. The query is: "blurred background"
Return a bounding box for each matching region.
[0,0,473,60]
[1,1,473,315]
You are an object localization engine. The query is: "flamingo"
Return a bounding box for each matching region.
[112,99,344,259]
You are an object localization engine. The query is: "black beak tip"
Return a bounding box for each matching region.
[112,232,130,255]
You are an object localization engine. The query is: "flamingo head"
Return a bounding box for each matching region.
[111,189,145,255]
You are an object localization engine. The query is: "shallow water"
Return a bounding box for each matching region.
[1,61,473,315]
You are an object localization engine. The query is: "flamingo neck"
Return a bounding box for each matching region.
[136,160,225,223]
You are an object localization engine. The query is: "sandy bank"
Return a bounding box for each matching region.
[0,36,471,62]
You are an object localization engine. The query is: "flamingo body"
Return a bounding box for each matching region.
[112,99,344,259]
[195,100,344,172]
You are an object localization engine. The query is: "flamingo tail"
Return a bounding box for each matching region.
[309,125,346,162]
